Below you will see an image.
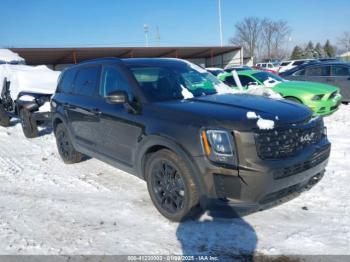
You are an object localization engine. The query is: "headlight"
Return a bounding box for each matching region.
[201,129,236,165]
[311,94,324,101]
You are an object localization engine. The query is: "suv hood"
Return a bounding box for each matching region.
[275,81,338,94]
[153,94,313,131]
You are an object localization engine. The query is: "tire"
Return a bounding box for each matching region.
[286,97,302,104]
[145,149,199,222]
[0,104,10,127]
[20,108,38,138]
[55,123,83,164]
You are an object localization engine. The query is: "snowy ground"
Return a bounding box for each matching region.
[0,106,349,259]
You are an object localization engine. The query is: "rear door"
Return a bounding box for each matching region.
[331,65,350,101]
[66,65,101,149]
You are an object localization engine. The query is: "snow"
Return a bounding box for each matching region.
[38,102,51,112]
[0,49,25,63]
[263,77,281,88]
[256,118,275,130]
[246,85,283,99]
[0,103,349,258]
[181,85,194,99]
[0,64,60,99]
[246,111,259,119]
[247,111,275,130]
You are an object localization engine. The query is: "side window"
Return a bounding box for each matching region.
[74,66,100,96]
[332,66,350,76]
[293,69,305,76]
[238,75,255,87]
[57,68,77,93]
[222,75,237,87]
[306,66,330,77]
[100,65,132,99]
[293,61,305,66]
[268,64,273,68]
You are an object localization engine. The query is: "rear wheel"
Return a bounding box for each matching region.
[20,108,38,138]
[145,149,199,221]
[55,123,83,164]
[0,104,10,127]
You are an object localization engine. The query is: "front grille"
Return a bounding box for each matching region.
[255,118,325,160]
[276,144,330,179]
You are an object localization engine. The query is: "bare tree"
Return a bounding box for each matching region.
[229,17,262,59]
[337,32,350,54]
[230,17,291,62]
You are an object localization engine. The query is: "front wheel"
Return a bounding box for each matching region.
[0,104,10,127]
[55,123,83,164]
[20,109,38,138]
[285,97,302,104]
[145,149,199,221]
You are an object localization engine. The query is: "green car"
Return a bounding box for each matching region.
[218,70,342,116]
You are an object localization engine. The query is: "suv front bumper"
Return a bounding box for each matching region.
[193,138,330,213]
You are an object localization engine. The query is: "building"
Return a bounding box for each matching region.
[9,46,243,71]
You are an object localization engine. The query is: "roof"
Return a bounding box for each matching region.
[9,46,241,66]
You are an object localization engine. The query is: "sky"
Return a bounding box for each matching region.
[0,0,349,48]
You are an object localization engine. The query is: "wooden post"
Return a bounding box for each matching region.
[73,51,77,64]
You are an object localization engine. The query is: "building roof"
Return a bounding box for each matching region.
[9,46,241,66]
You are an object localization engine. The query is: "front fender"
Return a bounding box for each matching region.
[135,135,208,202]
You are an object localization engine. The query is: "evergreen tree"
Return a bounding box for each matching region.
[324,40,336,57]
[304,41,315,58]
[314,42,325,58]
[290,45,304,59]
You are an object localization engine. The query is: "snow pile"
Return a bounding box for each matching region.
[0,64,60,99]
[214,82,239,95]
[0,49,25,63]
[247,111,275,130]
[246,85,283,99]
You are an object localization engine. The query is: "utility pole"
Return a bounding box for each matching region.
[144,24,149,47]
[218,0,223,46]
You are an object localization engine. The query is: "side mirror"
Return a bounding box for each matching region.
[106,91,128,104]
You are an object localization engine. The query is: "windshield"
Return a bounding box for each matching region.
[252,71,285,83]
[128,62,231,102]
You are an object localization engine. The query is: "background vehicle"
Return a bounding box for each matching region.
[225,65,252,72]
[0,49,60,137]
[205,67,225,76]
[255,62,280,71]
[219,70,341,116]
[52,58,329,221]
[280,62,350,102]
[278,59,315,73]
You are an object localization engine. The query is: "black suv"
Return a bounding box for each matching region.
[51,58,330,221]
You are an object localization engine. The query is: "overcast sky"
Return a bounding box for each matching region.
[1,0,349,48]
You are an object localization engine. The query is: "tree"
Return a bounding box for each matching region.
[230,17,291,62]
[324,40,336,57]
[290,45,304,59]
[314,42,325,58]
[337,32,350,54]
[304,41,315,58]
[230,17,262,60]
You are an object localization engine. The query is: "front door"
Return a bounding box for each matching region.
[95,64,143,167]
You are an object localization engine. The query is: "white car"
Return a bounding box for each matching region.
[255,62,279,72]
[278,59,315,73]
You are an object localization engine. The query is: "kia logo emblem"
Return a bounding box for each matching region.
[300,132,315,143]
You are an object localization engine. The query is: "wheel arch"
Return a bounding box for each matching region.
[135,135,207,200]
